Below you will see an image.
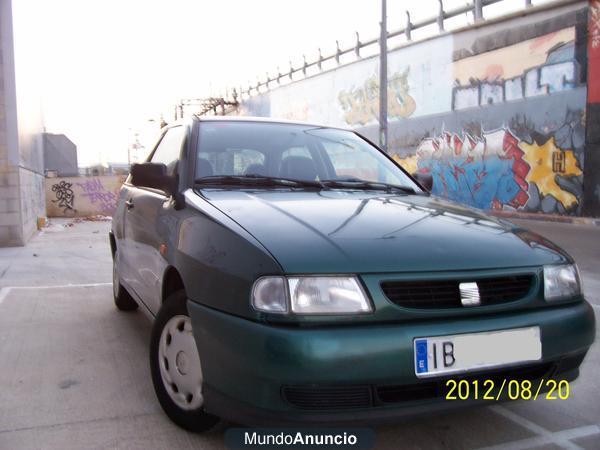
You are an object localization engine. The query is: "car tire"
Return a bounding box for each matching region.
[113,250,138,311]
[150,290,220,432]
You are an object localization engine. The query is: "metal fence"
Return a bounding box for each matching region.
[185,0,547,115]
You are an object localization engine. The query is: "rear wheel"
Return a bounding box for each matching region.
[112,250,138,311]
[150,290,220,432]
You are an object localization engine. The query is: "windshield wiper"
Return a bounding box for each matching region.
[195,175,417,193]
[321,178,418,195]
[195,175,324,189]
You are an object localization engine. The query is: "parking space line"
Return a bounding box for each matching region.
[0,283,111,305]
[0,287,10,305]
[477,425,600,450]
[485,405,600,450]
[490,405,550,436]
[9,282,112,289]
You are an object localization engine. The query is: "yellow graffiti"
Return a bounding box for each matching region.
[393,154,418,174]
[339,68,416,126]
[520,137,582,209]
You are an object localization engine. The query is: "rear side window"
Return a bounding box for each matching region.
[151,126,185,175]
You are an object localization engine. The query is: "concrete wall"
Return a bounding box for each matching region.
[0,0,23,246]
[238,1,598,217]
[0,0,45,246]
[45,175,125,217]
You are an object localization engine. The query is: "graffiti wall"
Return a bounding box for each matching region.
[45,175,125,217]
[585,0,600,215]
[239,1,594,216]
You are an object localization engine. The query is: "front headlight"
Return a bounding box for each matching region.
[544,264,581,301]
[251,276,372,315]
[288,276,372,314]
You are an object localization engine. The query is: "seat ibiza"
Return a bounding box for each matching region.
[110,117,595,431]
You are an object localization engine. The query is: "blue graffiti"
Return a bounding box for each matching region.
[420,156,524,210]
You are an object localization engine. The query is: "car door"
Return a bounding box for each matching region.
[124,125,186,314]
[115,181,138,292]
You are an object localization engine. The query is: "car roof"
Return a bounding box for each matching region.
[192,115,351,131]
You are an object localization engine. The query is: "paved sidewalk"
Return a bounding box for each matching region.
[0,218,598,449]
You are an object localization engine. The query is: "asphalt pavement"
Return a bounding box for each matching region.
[0,217,598,450]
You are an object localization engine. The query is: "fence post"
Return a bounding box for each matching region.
[405,11,412,41]
[355,32,361,57]
[474,0,483,22]
[437,0,445,32]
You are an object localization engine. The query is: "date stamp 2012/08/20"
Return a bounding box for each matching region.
[445,379,570,401]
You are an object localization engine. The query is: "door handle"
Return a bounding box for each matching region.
[125,199,134,210]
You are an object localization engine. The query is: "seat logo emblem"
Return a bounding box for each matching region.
[459,282,480,306]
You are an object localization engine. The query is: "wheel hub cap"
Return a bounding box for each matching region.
[158,315,204,410]
[175,351,188,375]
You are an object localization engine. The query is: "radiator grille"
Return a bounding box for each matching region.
[381,275,533,309]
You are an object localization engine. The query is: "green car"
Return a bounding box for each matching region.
[110,117,595,432]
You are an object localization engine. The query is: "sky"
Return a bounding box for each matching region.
[11,0,531,166]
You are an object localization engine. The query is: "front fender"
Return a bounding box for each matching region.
[174,192,283,319]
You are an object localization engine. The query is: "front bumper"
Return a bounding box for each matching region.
[188,301,595,426]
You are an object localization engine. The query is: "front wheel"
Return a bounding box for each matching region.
[150,290,220,432]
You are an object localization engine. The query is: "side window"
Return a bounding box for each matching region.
[151,126,185,175]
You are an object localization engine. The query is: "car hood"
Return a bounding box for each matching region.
[197,189,570,274]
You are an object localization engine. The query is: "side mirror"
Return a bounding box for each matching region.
[130,162,176,195]
[412,172,433,192]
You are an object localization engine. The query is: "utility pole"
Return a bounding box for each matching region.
[379,0,388,152]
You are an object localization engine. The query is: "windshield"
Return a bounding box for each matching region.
[195,121,420,191]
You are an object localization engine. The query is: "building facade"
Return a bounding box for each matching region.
[0,0,45,246]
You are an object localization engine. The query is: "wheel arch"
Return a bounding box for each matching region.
[162,266,186,303]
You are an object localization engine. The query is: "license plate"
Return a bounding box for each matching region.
[414,327,541,378]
